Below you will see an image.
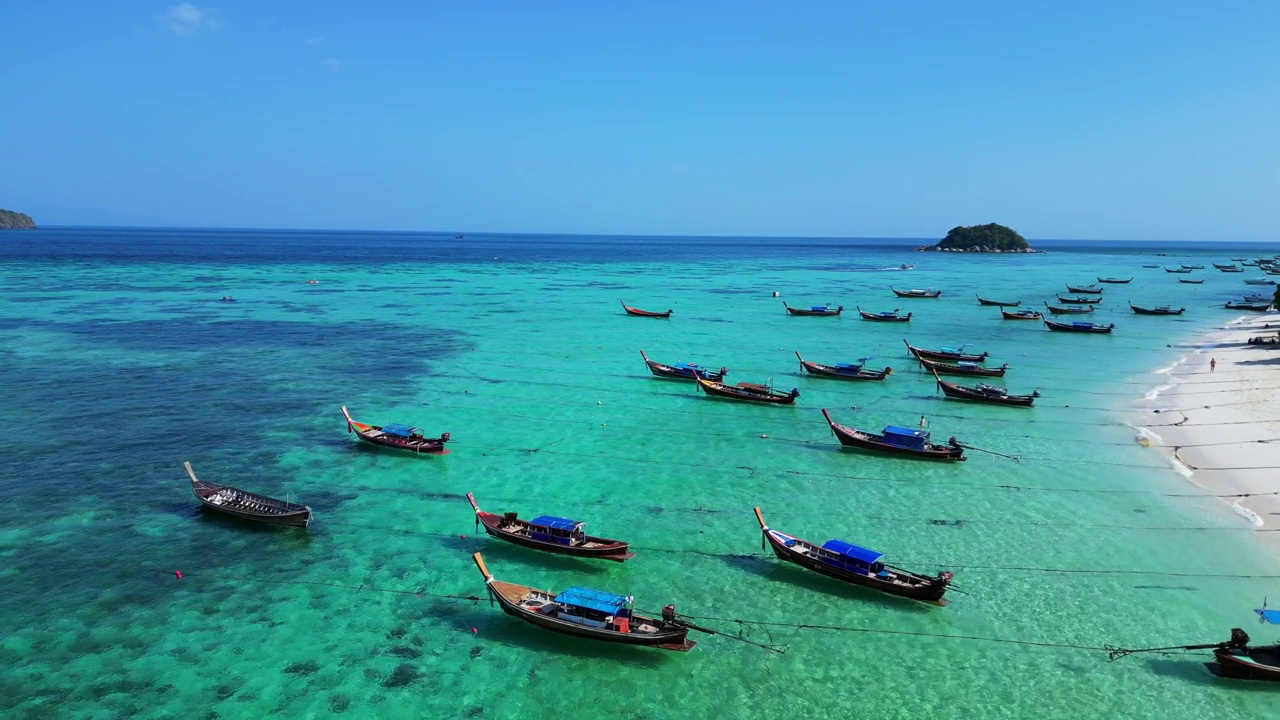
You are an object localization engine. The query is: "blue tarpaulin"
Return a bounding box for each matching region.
[531,515,582,532]
[811,306,830,311]
[834,363,862,370]
[821,539,884,565]
[1258,606,1280,624]
[883,425,928,450]
[381,423,417,438]
[555,587,628,614]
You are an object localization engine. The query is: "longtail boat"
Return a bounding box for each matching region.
[1181,264,1205,269]
[640,350,727,381]
[1057,294,1102,304]
[1178,278,1204,284]
[620,301,671,318]
[1214,263,1238,269]
[1219,267,1244,273]
[1001,309,1042,320]
[185,461,312,528]
[901,339,988,363]
[821,408,965,460]
[753,507,952,605]
[1224,300,1272,311]
[795,352,892,381]
[1142,264,1160,268]
[1243,278,1277,285]
[1043,319,1115,333]
[1065,284,1102,294]
[1107,607,1280,681]
[890,286,941,298]
[931,369,1037,407]
[976,294,1020,307]
[1044,301,1095,315]
[857,306,911,322]
[913,354,1008,377]
[1097,277,1133,284]
[693,373,798,404]
[466,493,634,561]
[342,406,450,454]
[1165,267,1193,274]
[472,553,695,651]
[783,302,843,316]
[1128,302,1184,316]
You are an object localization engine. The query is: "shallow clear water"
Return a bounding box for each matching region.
[2,228,1277,719]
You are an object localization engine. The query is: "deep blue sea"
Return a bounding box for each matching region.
[2,227,1277,719]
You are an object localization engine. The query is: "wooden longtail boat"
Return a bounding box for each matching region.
[1142,264,1160,268]
[914,354,1009,377]
[976,294,1020,307]
[795,352,892,381]
[1214,263,1238,269]
[342,406,450,455]
[1057,295,1102,304]
[783,301,843,316]
[185,461,312,528]
[857,306,911,322]
[1128,302,1185,316]
[901,339,988,363]
[1044,301,1095,315]
[466,493,634,561]
[1065,284,1102,294]
[931,369,1037,407]
[1224,301,1273,312]
[1001,309,1042,320]
[1097,277,1133,284]
[1178,278,1204,284]
[1219,267,1244,272]
[1182,264,1205,270]
[693,373,798,404]
[753,507,952,605]
[1243,278,1278,285]
[1043,319,1115,333]
[1165,267,1193,274]
[620,301,671,318]
[890,286,941,298]
[472,553,695,651]
[821,408,965,461]
[640,350,727,381]
[1108,608,1280,682]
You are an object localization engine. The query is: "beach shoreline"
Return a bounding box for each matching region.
[1134,311,1280,545]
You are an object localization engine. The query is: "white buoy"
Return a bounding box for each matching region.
[773,291,779,297]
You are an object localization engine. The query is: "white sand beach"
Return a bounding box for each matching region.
[1139,312,1280,537]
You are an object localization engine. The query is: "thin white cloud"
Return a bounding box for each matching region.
[158,3,218,36]
[325,57,341,71]
[305,37,324,45]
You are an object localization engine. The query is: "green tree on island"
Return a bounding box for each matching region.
[0,209,36,229]
[935,223,1030,251]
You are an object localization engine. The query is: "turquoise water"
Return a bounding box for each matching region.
[2,228,1277,719]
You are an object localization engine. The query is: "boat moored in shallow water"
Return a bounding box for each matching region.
[783,301,843,316]
[821,408,965,460]
[466,493,635,561]
[620,301,672,318]
[342,406,450,454]
[185,461,312,528]
[640,350,727,381]
[857,306,911,322]
[795,352,891,380]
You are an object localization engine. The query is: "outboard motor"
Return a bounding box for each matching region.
[504,511,518,521]
[1229,628,1251,648]
[789,388,800,398]
[662,604,677,623]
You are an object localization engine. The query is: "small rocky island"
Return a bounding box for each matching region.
[916,223,1037,253]
[0,209,36,229]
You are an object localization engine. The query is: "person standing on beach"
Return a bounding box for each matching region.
[1210,358,1216,372]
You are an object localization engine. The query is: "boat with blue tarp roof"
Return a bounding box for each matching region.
[1108,602,1280,681]
[1043,319,1116,334]
[693,372,799,404]
[856,306,911,322]
[902,340,989,364]
[821,408,965,460]
[794,352,892,381]
[466,493,634,561]
[341,406,451,454]
[472,553,695,650]
[640,349,727,381]
[783,301,843,316]
[753,508,952,604]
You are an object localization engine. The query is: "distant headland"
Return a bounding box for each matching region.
[0,209,36,229]
[915,223,1037,253]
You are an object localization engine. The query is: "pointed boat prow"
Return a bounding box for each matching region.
[754,506,768,530]
[183,461,199,485]
[473,552,492,582]
[466,492,480,513]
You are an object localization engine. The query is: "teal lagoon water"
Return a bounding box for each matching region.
[1,228,1278,719]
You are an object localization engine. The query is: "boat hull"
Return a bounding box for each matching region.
[640,351,726,381]
[1043,319,1114,333]
[821,409,964,461]
[763,531,948,605]
[475,511,634,561]
[784,302,842,316]
[1206,646,1280,681]
[937,381,1036,407]
[694,375,797,404]
[798,360,890,381]
[485,580,694,651]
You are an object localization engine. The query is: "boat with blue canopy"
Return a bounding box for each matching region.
[640,349,727,381]
[783,301,843,316]
[1107,602,1280,681]
[753,508,952,604]
[472,553,695,651]
[890,286,941,298]
[821,408,965,460]
[1044,301,1095,315]
[903,340,988,363]
[856,306,911,322]
[1043,319,1115,334]
[466,493,634,561]
[1066,283,1103,294]
[341,406,450,454]
[794,351,892,381]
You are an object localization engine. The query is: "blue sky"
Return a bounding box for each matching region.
[1,1,1276,239]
